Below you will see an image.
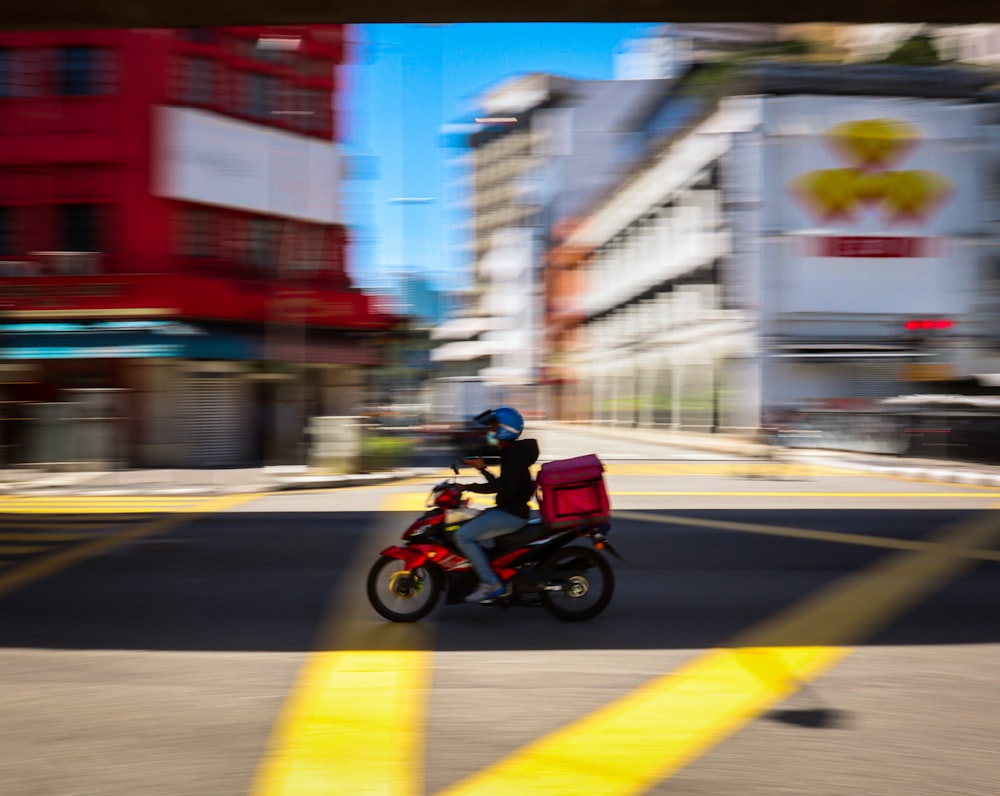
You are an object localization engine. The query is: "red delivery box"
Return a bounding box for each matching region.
[536,454,610,529]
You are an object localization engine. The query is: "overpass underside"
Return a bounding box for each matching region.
[5,0,999,32]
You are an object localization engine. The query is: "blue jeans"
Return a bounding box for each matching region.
[454,508,524,585]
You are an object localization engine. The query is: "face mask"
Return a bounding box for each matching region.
[486,431,499,446]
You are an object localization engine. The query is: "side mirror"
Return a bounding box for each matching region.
[450,461,460,475]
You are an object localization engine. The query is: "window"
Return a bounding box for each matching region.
[0,48,40,98]
[988,164,1000,222]
[246,72,276,119]
[184,57,213,106]
[0,206,17,255]
[182,208,214,258]
[0,48,13,98]
[305,89,328,131]
[58,46,109,96]
[287,224,325,273]
[247,218,278,270]
[216,63,237,114]
[59,203,101,252]
[181,28,214,44]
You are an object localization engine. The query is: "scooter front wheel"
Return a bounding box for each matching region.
[367,555,442,622]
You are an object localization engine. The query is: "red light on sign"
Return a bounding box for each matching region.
[905,319,954,330]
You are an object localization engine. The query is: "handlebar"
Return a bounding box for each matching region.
[452,456,501,473]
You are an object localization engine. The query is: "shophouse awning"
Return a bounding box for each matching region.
[0,321,255,360]
[0,274,399,331]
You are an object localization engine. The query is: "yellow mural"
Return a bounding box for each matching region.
[791,118,951,224]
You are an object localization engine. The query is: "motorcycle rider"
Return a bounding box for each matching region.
[457,407,540,603]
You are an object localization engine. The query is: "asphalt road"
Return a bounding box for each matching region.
[1,429,999,796]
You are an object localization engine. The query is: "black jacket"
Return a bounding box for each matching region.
[466,438,540,519]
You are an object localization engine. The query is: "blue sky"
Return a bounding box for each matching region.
[341,23,659,293]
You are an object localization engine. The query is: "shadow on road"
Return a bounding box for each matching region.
[0,508,997,653]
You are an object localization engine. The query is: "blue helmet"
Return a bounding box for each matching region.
[475,406,524,441]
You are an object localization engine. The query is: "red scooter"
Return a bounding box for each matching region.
[366,463,620,622]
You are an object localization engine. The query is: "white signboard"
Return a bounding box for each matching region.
[759,95,982,315]
[154,106,340,224]
[763,96,980,236]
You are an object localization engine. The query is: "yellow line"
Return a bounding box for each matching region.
[251,649,431,796]
[250,495,433,796]
[0,493,257,598]
[438,506,1000,796]
[612,490,1000,497]
[601,462,842,476]
[0,498,214,514]
[0,493,211,505]
[380,493,500,512]
[6,307,173,319]
[617,510,1000,562]
[381,489,994,513]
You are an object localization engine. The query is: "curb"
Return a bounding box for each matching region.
[551,422,1000,488]
[0,468,429,497]
[269,469,431,492]
[788,455,1000,488]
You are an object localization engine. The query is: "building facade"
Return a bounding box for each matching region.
[0,26,396,468]
[433,72,667,415]
[551,63,1000,436]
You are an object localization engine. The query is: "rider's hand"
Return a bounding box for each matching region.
[461,456,486,471]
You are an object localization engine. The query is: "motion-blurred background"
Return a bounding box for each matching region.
[4,23,1000,470]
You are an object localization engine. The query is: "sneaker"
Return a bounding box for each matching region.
[465,581,505,603]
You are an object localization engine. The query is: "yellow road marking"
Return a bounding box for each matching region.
[250,496,433,796]
[0,497,218,514]
[602,462,836,476]
[613,490,1000,497]
[381,493,499,512]
[0,492,258,598]
[440,504,1000,796]
[381,489,994,513]
[252,649,431,796]
[601,461,1000,491]
[617,510,1000,562]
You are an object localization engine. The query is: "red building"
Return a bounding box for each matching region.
[0,26,396,467]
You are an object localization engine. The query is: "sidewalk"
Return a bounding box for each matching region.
[0,465,438,497]
[4,422,1000,495]
[544,421,1000,488]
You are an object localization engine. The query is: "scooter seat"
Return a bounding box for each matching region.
[492,518,551,550]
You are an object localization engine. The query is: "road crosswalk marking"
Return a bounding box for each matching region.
[380,488,996,513]
[0,493,257,598]
[250,497,433,796]
[250,488,1000,796]
[439,503,1000,796]
[0,496,230,514]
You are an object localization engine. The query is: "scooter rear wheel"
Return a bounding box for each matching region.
[367,555,442,622]
[539,545,614,622]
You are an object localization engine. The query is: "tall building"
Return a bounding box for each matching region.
[549,63,1000,435]
[433,72,667,412]
[0,26,396,467]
